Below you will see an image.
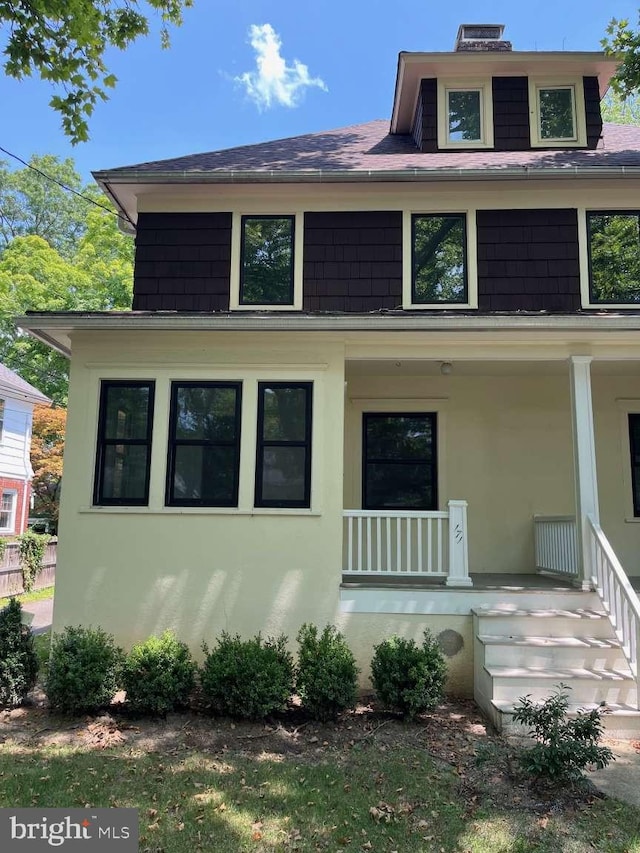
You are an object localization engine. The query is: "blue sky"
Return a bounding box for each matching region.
[0,0,638,183]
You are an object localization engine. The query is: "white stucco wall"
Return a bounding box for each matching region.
[53,330,640,696]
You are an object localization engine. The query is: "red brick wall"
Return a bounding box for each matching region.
[0,477,30,535]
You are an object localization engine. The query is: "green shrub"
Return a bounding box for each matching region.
[512,684,614,785]
[200,632,294,720]
[122,631,196,716]
[17,531,49,593]
[296,623,358,721]
[45,626,123,714]
[0,598,38,707]
[370,630,447,718]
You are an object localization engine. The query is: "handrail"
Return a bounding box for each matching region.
[588,514,640,685]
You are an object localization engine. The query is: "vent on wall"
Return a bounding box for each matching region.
[455,24,512,52]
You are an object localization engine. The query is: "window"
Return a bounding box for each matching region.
[94,381,155,506]
[437,80,493,149]
[255,383,312,508]
[538,87,576,140]
[363,413,437,510]
[587,212,640,304]
[166,382,242,506]
[0,490,16,532]
[629,414,640,516]
[240,216,295,306]
[411,214,467,304]
[529,79,586,147]
[0,399,4,443]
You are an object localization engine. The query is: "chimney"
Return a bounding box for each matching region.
[454,24,512,52]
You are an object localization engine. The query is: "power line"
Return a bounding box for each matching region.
[0,145,120,219]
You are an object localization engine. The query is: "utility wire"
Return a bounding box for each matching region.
[0,144,120,219]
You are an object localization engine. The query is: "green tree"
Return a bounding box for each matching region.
[601,90,640,124]
[1,1,192,143]
[603,14,640,94]
[0,155,89,256]
[0,154,134,402]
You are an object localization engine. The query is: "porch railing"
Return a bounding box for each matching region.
[343,499,471,587]
[589,515,640,684]
[533,515,578,578]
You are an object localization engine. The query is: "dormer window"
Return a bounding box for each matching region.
[437,80,493,149]
[529,78,586,147]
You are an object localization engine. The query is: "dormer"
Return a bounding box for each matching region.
[391,24,617,153]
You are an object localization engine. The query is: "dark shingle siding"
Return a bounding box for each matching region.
[303,212,403,311]
[584,76,603,149]
[133,212,232,311]
[492,77,530,151]
[476,209,581,311]
[419,79,438,152]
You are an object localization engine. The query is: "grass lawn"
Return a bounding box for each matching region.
[0,699,639,852]
[2,585,54,605]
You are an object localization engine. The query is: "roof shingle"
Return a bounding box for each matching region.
[96,121,640,177]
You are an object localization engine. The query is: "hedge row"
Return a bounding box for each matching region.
[0,600,447,721]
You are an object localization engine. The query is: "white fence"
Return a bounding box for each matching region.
[343,500,471,587]
[534,515,578,577]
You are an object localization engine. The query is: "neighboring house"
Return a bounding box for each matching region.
[0,365,50,536]
[19,25,640,732]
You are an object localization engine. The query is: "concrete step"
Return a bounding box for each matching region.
[472,607,612,638]
[478,634,628,670]
[490,699,640,740]
[483,664,637,706]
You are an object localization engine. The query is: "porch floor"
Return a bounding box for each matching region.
[341,572,640,591]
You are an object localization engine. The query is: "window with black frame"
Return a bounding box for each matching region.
[412,214,467,304]
[240,216,295,305]
[166,382,242,507]
[587,212,640,304]
[94,381,155,505]
[255,382,312,508]
[629,414,640,517]
[363,413,437,510]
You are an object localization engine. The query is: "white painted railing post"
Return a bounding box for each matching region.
[446,500,472,587]
[569,356,599,591]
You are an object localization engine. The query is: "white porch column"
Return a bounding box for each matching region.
[446,499,473,587]
[569,355,599,590]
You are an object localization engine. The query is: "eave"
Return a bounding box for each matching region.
[95,165,640,229]
[17,311,640,360]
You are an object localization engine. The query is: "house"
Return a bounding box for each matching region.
[0,364,50,536]
[19,24,640,732]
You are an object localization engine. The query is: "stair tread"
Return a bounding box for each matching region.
[478,634,621,649]
[485,664,633,681]
[473,607,607,619]
[491,698,640,716]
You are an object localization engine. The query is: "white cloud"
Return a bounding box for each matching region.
[234,24,327,110]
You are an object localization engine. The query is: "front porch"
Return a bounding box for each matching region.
[340,353,640,733]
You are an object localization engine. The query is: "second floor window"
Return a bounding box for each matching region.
[94,381,155,506]
[412,214,467,304]
[166,382,242,507]
[240,216,295,305]
[587,212,640,304]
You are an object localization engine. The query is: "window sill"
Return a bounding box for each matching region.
[230,304,302,312]
[79,506,322,517]
[624,517,640,524]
